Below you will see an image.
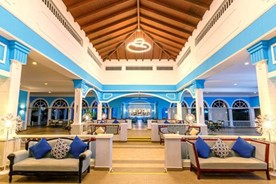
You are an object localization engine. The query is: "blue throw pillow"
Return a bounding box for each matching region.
[195,137,211,158]
[70,136,87,158]
[29,138,51,159]
[113,119,119,123]
[164,120,169,124]
[232,137,255,158]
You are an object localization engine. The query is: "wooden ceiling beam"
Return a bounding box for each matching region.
[75,0,132,22]
[86,16,136,37]
[92,23,137,42]
[146,0,202,20]
[141,16,192,36]
[82,7,136,30]
[142,29,184,45]
[144,30,183,49]
[94,31,134,49]
[93,25,136,45]
[104,32,136,60]
[140,22,188,40]
[183,0,210,10]
[140,7,196,30]
[153,41,180,53]
[143,32,174,59]
[66,0,95,11]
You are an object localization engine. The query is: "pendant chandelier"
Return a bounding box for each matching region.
[126,0,151,53]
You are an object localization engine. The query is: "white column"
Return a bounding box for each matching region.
[108,108,112,119]
[255,60,276,116]
[176,102,183,120]
[0,60,22,116]
[228,108,234,127]
[47,108,52,126]
[249,108,255,127]
[71,88,83,135]
[97,102,103,120]
[208,108,212,120]
[195,89,204,125]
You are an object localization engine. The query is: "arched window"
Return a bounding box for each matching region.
[191,101,209,120]
[212,100,228,108]
[31,99,48,126]
[181,101,188,107]
[51,99,69,121]
[91,101,98,120]
[232,100,250,127]
[212,100,229,126]
[70,100,90,120]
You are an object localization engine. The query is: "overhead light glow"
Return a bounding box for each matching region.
[126,38,151,53]
[234,83,238,86]
[32,61,37,65]
[244,62,249,65]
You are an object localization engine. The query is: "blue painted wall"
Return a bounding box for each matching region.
[0,36,10,73]
[29,95,260,120]
[17,90,28,122]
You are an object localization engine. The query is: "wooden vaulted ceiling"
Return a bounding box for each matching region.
[62,0,213,61]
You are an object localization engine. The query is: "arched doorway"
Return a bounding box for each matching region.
[30,99,48,126]
[51,99,69,121]
[191,101,209,120]
[211,100,229,127]
[232,100,250,127]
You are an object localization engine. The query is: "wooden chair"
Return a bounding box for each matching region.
[158,125,175,144]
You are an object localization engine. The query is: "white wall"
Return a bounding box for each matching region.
[1,0,275,87]
[176,0,276,86]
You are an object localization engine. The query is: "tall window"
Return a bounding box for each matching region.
[212,100,229,126]
[51,99,69,120]
[31,99,48,126]
[191,101,209,120]
[70,100,90,120]
[91,101,98,120]
[232,100,250,127]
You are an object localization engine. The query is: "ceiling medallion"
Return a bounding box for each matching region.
[126,38,151,53]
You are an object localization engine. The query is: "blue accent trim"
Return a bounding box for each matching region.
[0,36,10,73]
[194,79,205,89]
[176,5,276,90]
[1,5,276,92]
[9,41,30,64]
[247,41,269,64]
[0,6,102,89]
[102,85,176,91]
[73,79,85,89]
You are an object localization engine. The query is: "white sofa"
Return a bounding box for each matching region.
[186,138,270,180]
[8,137,92,183]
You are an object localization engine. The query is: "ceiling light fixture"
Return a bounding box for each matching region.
[244,62,249,65]
[126,0,151,53]
[32,61,37,65]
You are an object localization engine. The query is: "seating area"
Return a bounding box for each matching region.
[7,137,92,183]
[186,137,270,180]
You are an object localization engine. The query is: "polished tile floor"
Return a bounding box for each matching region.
[0,125,273,184]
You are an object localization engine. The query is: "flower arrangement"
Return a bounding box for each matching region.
[255,114,276,141]
[0,113,22,140]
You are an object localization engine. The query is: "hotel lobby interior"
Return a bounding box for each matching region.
[1,0,276,183]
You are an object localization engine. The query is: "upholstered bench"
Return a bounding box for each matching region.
[186,137,270,180]
[8,137,92,183]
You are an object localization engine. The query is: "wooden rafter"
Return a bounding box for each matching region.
[146,0,202,20]
[66,0,94,11]
[183,0,210,10]
[75,0,132,22]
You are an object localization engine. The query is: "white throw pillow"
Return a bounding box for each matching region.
[212,138,231,158]
[51,138,70,159]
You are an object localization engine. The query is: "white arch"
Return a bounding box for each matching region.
[103,92,175,103]
[84,88,100,102]
[190,100,209,108]
[211,99,229,108]
[31,98,49,107]
[231,99,250,108]
[50,98,69,107]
